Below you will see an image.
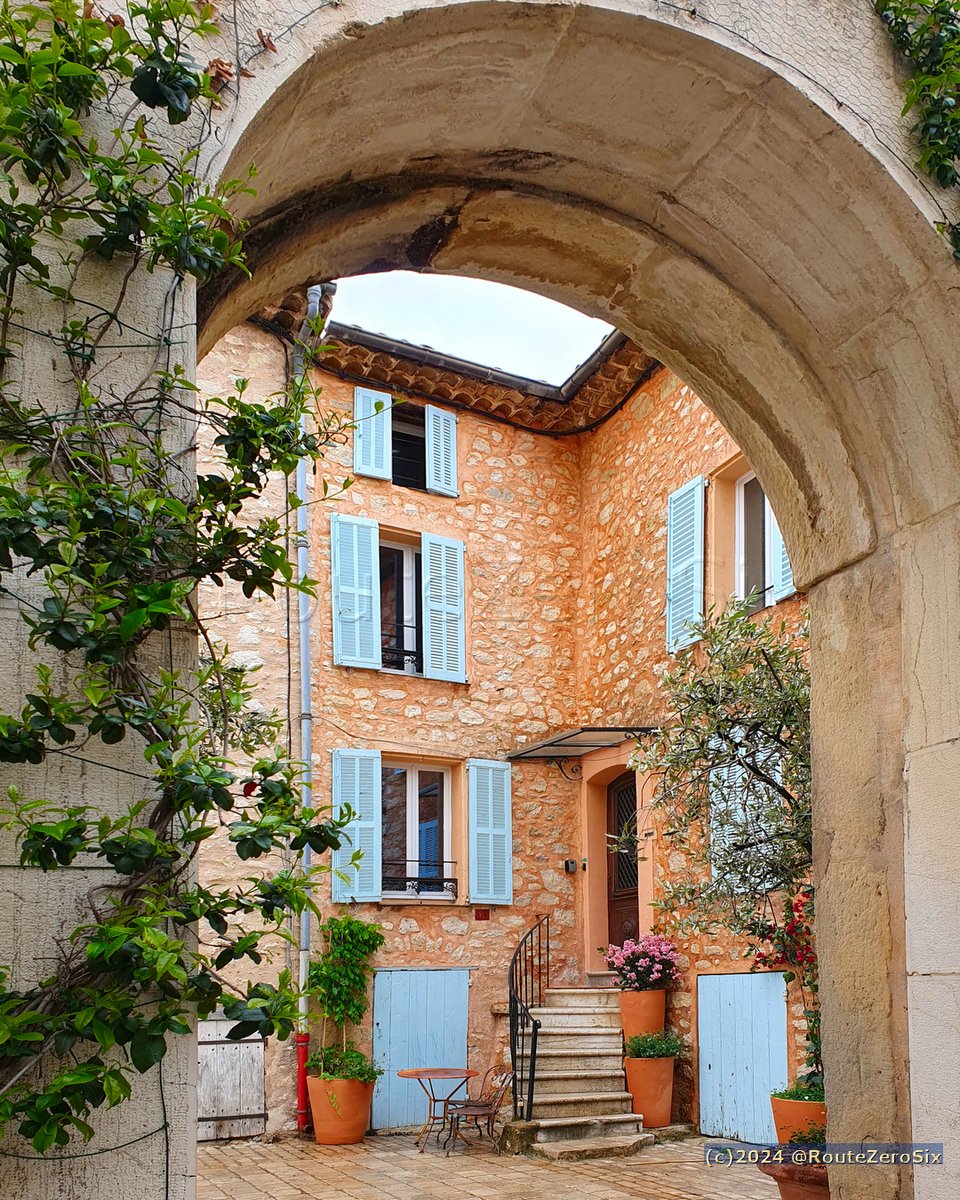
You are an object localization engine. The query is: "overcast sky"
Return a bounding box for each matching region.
[331,271,615,386]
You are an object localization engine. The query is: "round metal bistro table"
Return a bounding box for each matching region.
[396,1067,478,1152]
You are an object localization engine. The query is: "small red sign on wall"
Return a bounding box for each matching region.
[474,908,491,921]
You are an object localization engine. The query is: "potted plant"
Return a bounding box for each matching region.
[306,914,386,1144]
[623,1030,684,1128]
[602,934,682,1039]
[759,1122,829,1200]
[305,1043,384,1145]
[751,889,827,1141]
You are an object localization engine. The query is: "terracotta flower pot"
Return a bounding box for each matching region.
[624,1055,674,1127]
[618,989,666,1040]
[770,1096,828,1144]
[758,1161,829,1200]
[307,1075,375,1145]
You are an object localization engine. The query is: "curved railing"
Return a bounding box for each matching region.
[507,914,550,1121]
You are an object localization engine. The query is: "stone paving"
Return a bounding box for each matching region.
[198,1135,778,1200]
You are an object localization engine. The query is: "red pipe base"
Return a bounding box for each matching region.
[295,1031,310,1134]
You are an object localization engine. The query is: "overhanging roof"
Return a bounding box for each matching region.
[507,726,656,762]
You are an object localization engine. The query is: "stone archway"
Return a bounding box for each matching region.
[6,3,959,1199]
[190,11,960,1197]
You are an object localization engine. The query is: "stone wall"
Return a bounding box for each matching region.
[575,363,809,1120]
[198,318,810,1133]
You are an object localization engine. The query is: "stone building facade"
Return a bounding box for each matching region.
[197,307,806,1136]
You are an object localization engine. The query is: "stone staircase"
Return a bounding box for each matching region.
[505,985,655,1162]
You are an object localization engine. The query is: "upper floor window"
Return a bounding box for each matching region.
[330,513,466,683]
[735,471,794,612]
[665,465,796,652]
[379,541,422,673]
[353,386,458,497]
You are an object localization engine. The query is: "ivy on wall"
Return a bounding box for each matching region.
[0,1,352,1157]
[877,0,960,255]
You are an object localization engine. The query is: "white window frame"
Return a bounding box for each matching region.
[380,761,453,899]
[380,539,421,677]
[734,471,779,608]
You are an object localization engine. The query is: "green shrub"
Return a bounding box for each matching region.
[772,1079,825,1102]
[624,1031,684,1059]
[306,1042,383,1083]
[788,1121,826,1146]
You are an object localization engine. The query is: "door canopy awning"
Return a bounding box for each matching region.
[507,726,656,762]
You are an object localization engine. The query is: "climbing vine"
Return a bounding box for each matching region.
[0,0,353,1156]
[877,0,960,255]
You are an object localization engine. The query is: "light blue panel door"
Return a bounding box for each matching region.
[371,969,470,1130]
[698,971,788,1143]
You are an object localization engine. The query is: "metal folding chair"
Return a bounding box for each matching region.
[444,1071,514,1156]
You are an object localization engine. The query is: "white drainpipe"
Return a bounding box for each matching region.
[293,284,324,1130]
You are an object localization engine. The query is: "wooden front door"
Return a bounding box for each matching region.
[607,772,640,944]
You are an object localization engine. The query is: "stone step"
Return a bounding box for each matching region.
[585,971,618,988]
[532,1068,626,1096]
[529,1132,655,1161]
[544,987,621,1009]
[531,1027,623,1052]
[530,1005,622,1028]
[532,1113,645,1142]
[519,1047,626,1071]
[529,1091,635,1119]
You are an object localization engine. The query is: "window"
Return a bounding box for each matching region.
[392,405,427,490]
[379,542,422,673]
[330,514,466,682]
[381,763,451,896]
[330,751,513,905]
[353,387,458,497]
[735,472,795,610]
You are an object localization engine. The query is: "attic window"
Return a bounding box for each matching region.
[392,405,427,491]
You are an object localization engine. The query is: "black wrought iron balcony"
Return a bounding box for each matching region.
[381,860,458,898]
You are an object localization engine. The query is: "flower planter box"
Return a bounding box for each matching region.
[758,1161,829,1200]
[307,1076,375,1145]
[770,1096,828,1144]
[618,989,666,1040]
[624,1055,674,1128]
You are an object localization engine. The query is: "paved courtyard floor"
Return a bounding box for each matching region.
[198,1134,778,1200]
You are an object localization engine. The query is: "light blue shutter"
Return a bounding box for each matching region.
[421,533,466,682]
[766,504,795,602]
[708,758,747,882]
[330,513,382,668]
[468,760,512,904]
[666,476,706,651]
[331,748,382,902]
[353,386,392,479]
[425,406,458,497]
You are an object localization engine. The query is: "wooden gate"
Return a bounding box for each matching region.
[697,971,788,1143]
[197,1016,266,1141]
[371,968,470,1130]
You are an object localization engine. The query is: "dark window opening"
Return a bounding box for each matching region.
[741,475,766,611]
[379,544,423,673]
[392,405,427,491]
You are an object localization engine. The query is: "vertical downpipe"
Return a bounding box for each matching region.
[294,285,324,1134]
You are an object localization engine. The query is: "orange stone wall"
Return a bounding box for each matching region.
[197,320,809,1133]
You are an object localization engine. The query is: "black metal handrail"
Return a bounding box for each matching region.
[507,914,550,1121]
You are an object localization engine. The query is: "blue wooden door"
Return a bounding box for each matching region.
[697,971,788,1143]
[372,969,470,1130]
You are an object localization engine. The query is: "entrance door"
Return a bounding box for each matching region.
[371,968,470,1129]
[698,972,789,1143]
[607,772,640,944]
